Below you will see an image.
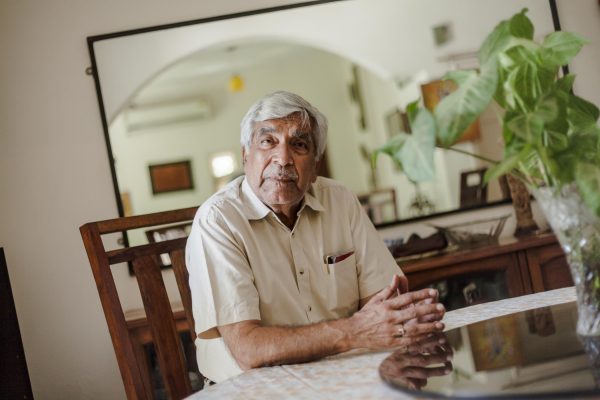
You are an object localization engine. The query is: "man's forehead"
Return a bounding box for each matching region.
[254,114,313,134]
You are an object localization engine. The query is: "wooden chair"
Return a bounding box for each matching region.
[357,188,399,224]
[459,167,488,208]
[80,206,199,400]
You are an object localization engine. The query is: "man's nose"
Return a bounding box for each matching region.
[272,143,294,166]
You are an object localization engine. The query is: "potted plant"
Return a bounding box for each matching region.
[374,9,600,337]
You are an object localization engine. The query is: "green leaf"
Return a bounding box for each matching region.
[396,109,437,182]
[575,162,600,218]
[406,99,420,125]
[435,64,497,147]
[506,113,544,142]
[444,70,473,86]
[372,133,408,169]
[535,96,559,123]
[542,31,588,67]
[568,95,600,137]
[552,150,578,183]
[509,8,534,39]
[555,74,576,93]
[479,20,512,66]
[504,46,541,109]
[484,145,532,183]
[371,109,437,182]
[543,129,569,150]
[569,94,600,121]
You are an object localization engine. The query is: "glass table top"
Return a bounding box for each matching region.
[379,302,600,398]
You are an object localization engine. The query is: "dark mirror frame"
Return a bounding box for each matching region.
[87,0,564,250]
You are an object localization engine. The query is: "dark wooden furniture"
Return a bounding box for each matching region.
[0,248,34,400]
[401,233,573,307]
[80,207,199,400]
[459,167,488,208]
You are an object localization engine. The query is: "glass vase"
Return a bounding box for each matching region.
[532,184,600,337]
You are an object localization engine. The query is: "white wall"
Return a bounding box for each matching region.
[0,1,598,399]
[0,1,307,399]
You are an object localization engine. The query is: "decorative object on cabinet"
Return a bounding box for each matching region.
[374,9,600,336]
[430,214,510,250]
[149,160,194,194]
[388,232,447,259]
[407,187,435,217]
[506,174,539,237]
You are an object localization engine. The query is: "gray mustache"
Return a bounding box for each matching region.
[263,167,298,180]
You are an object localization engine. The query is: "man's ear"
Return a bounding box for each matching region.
[241,147,247,166]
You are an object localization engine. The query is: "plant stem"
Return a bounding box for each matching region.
[444,146,500,164]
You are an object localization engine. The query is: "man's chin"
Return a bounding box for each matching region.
[260,191,302,206]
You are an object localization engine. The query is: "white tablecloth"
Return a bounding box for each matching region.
[189,287,576,399]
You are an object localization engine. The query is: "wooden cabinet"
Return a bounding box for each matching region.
[401,233,572,308]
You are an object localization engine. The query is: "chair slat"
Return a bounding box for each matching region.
[133,255,191,400]
[170,248,196,340]
[96,207,197,234]
[80,223,151,400]
[107,237,188,264]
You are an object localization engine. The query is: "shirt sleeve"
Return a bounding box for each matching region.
[347,190,403,299]
[186,206,261,339]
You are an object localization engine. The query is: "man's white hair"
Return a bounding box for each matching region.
[240,91,328,160]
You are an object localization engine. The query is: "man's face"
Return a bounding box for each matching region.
[243,113,319,212]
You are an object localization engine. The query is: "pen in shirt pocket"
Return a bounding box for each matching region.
[323,250,355,274]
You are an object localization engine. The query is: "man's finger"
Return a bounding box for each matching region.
[387,288,438,309]
[368,274,401,303]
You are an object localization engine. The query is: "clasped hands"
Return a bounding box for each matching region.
[350,274,446,351]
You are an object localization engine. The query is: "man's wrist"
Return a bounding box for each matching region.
[327,316,355,353]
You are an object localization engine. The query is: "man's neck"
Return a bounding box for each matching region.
[270,201,303,230]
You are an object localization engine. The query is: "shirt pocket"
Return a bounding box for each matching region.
[324,252,359,316]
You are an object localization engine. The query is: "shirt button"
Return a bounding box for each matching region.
[299,270,304,275]
[308,305,312,312]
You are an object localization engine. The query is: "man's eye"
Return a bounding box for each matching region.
[294,141,309,149]
[260,138,274,145]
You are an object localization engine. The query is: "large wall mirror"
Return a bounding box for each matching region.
[89,0,559,247]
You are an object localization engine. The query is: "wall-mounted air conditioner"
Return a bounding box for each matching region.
[124,97,212,132]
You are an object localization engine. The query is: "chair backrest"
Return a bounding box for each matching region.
[80,207,198,400]
[460,167,488,208]
[357,188,398,224]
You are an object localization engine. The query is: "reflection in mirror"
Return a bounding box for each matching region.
[381,303,600,398]
[379,332,453,391]
[90,0,557,246]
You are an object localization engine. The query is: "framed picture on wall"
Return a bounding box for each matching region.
[148,160,194,194]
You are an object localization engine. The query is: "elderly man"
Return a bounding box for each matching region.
[186,91,445,383]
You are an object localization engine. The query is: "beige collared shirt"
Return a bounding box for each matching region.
[186,176,402,382]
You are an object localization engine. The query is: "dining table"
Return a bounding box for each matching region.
[188,287,586,399]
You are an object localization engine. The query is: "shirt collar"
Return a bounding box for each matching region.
[241,176,325,220]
